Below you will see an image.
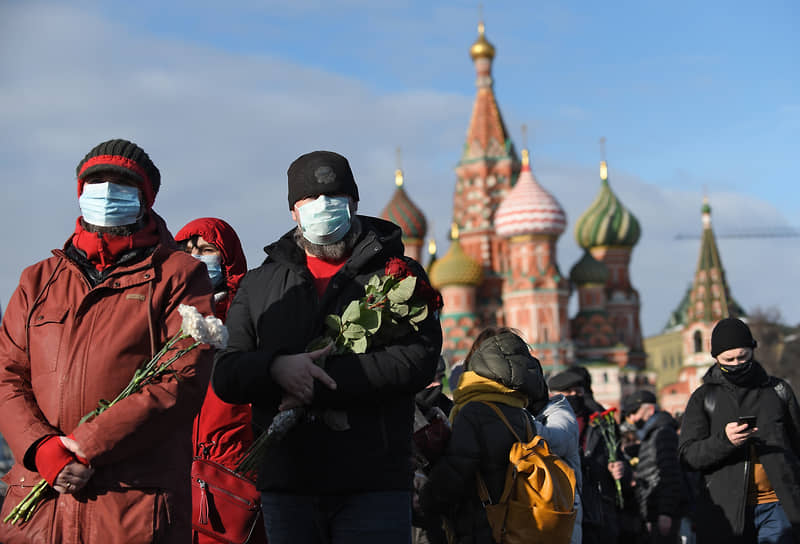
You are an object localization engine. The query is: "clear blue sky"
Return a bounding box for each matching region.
[1,1,798,334]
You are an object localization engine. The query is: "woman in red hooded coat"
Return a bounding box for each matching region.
[176,218,268,544]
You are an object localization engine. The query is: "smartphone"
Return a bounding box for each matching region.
[738,416,757,429]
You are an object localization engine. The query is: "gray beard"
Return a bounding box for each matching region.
[80,216,145,236]
[294,217,362,262]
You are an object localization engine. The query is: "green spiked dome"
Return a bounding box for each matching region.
[380,169,428,241]
[429,225,483,288]
[574,161,641,249]
[570,250,610,285]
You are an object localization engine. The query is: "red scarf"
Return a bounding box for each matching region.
[71,215,161,270]
[306,255,347,296]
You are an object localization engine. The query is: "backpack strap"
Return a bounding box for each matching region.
[478,401,533,442]
[771,378,790,407]
[476,401,533,506]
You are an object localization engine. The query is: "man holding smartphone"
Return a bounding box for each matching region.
[679,318,800,543]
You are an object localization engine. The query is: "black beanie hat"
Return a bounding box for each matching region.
[711,317,757,358]
[287,151,359,210]
[76,139,161,208]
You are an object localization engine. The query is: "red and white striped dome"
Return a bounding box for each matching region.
[494,150,566,238]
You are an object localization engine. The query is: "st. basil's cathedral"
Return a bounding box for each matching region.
[380,22,740,411]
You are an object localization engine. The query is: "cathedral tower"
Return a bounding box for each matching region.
[429,224,484,361]
[452,21,519,327]
[574,159,644,367]
[494,146,571,370]
[682,197,745,366]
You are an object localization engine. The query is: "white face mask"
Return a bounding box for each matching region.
[193,254,224,288]
[296,195,352,245]
[79,182,142,227]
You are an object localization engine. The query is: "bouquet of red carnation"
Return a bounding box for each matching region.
[237,257,442,474]
[589,407,624,508]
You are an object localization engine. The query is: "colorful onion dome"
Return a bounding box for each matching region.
[574,161,641,248]
[429,224,483,288]
[469,21,495,61]
[380,168,427,241]
[494,149,566,238]
[569,250,610,285]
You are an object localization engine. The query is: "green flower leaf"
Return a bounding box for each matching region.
[341,300,361,323]
[356,308,382,334]
[391,303,409,317]
[409,304,428,324]
[324,314,342,335]
[368,274,382,289]
[351,335,368,353]
[342,323,366,339]
[387,276,416,303]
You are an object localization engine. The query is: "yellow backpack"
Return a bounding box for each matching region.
[476,401,577,544]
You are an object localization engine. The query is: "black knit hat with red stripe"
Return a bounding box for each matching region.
[76,139,161,208]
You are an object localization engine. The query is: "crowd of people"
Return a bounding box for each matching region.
[0,138,797,544]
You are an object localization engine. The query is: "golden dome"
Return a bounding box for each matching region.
[470,22,495,61]
[429,224,483,288]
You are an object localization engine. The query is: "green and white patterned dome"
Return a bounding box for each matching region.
[574,161,641,249]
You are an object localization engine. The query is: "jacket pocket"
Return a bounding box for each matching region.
[28,307,69,373]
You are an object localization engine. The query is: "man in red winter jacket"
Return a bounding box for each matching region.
[177,217,268,544]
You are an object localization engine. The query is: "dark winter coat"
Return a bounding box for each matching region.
[679,362,800,541]
[576,408,632,544]
[419,332,546,544]
[212,216,443,493]
[633,410,684,521]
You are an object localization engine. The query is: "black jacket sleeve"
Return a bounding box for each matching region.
[212,273,280,404]
[679,386,738,472]
[651,426,684,518]
[778,379,800,457]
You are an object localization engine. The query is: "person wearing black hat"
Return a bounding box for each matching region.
[549,367,631,544]
[212,150,443,544]
[623,390,684,543]
[0,139,215,543]
[679,317,800,543]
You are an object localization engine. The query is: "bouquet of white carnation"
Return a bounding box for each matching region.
[3,305,226,526]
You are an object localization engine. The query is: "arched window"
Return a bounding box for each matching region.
[693,330,703,353]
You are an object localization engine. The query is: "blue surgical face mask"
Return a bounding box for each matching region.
[193,254,224,288]
[297,195,352,245]
[79,182,142,227]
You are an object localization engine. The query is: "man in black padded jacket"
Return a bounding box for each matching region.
[679,318,800,543]
[212,151,443,544]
